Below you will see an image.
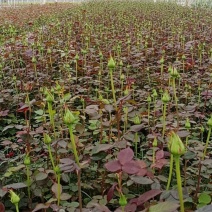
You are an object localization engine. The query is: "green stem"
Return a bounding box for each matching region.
[185,135,189,147]
[161,64,163,76]
[47,144,56,171]
[162,103,167,138]
[34,64,37,79]
[121,80,124,96]
[173,78,179,126]
[148,101,150,130]
[152,148,155,165]
[15,204,19,212]
[174,155,184,212]
[202,127,211,160]
[47,102,56,138]
[68,125,80,167]
[26,165,31,199]
[57,175,61,206]
[166,154,173,190]
[198,90,201,105]
[77,170,83,212]
[76,61,78,82]
[110,68,117,109]
[135,132,138,158]
[182,61,185,74]
[153,98,156,125]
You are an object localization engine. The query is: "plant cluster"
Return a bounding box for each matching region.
[0,1,212,212]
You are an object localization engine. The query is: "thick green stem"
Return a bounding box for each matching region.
[47,102,56,138]
[68,125,80,167]
[202,127,211,160]
[175,155,184,212]
[173,78,179,126]
[166,154,173,190]
[15,204,19,212]
[162,103,167,138]
[47,144,56,171]
[109,68,117,109]
[26,165,31,199]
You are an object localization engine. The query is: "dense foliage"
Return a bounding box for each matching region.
[0,1,211,211]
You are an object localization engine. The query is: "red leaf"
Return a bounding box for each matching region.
[136,168,147,176]
[105,160,122,172]
[17,104,29,113]
[122,160,140,174]
[107,183,118,202]
[0,203,5,212]
[137,160,147,169]
[124,203,137,212]
[137,189,162,206]
[146,171,155,179]
[118,147,134,165]
[156,150,164,160]
[152,159,168,169]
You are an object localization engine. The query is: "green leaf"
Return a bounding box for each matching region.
[198,193,211,204]
[51,183,62,199]
[63,93,71,101]
[130,176,153,184]
[34,109,44,116]
[195,205,212,212]
[197,203,207,209]
[92,144,113,154]
[60,193,72,201]
[35,172,48,181]
[69,201,79,208]
[149,201,179,212]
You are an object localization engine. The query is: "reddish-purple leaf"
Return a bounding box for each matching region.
[92,144,113,154]
[151,159,167,170]
[17,104,29,113]
[177,131,190,138]
[137,160,147,169]
[124,203,137,212]
[0,203,5,212]
[137,189,162,206]
[146,171,155,179]
[92,203,111,212]
[0,110,9,117]
[118,147,134,165]
[105,160,122,172]
[32,203,50,212]
[136,168,147,176]
[129,124,144,132]
[107,183,118,202]
[122,160,140,174]
[156,150,164,160]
